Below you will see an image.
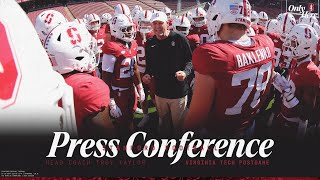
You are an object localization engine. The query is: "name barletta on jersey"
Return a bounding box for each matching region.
[236,47,272,68]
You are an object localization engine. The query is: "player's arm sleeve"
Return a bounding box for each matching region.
[181,35,193,77]
[101,54,116,73]
[192,45,227,80]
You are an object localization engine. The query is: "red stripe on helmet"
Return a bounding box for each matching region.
[120,3,125,14]
[181,15,184,24]
[196,7,199,16]
[145,10,148,18]
[243,0,247,17]
[283,13,288,33]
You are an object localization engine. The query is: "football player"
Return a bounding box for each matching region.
[101,14,145,136]
[135,10,156,128]
[185,0,281,138]
[274,24,320,142]
[161,7,173,30]
[172,15,199,108]
[0,0,76,136]
[85,13,106,78]
[189,7,209,44]
[44,22,113,138]
[258,11,268,27]
[132,5,143,23]
[250,10,265,34]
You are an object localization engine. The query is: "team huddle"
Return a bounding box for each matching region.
[1,0,320,142]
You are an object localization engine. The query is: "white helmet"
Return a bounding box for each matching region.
[100,13,112,24]
[132,5,143,21]
[276,12,296,41]
[206,0,251,38]
[137,10,153,34]
[190,7,207,27]
[162,7,172,18]
[185,10,192,22]
[110,14,136,42]
[282,24,318,59]
[246,26,256,37]
[311,22,320,36]
[35,10,67,43]
[264,19,279,34]
[0,0,77,136]
[114,3,131,17]
[73,18,87,27]
[251,10,259,25]
[258,11,268,26]
[172,15,191,36]
[309,15,318,25]
[44,22,97,74]
[299,15,318,25]
[85,13,101,31]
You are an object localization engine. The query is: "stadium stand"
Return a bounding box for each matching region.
[138,0,168,11]
[27,6,73,24]
[67,1,113,18]
[104,0,154,11]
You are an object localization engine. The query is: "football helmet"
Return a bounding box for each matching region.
[35,10,67,44]
[276,12,296,42]
[172,15,191,36]
[100,13,112,24]
[282,24,318,59]
[85,13,101,31]
[246,26,256,37]
[132,5,143,22]
[137,10,153,34]
[206,0,251,38]
[264,19,279,34]
[251,10,259,25]
[190,7,207,27]
[114,3,131,17]
[44,22,97,74]
[258,11,268,26]
[0,0,77,136]
[185,10,192,22]
[162,7,172,18]
[73,18,87,27]
[309,15,318,25]
[311,22,320,36]
[110,14,136,42]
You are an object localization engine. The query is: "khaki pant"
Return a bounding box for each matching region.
[155,95,187,137]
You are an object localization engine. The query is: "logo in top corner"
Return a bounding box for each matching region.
[287,2,319,18]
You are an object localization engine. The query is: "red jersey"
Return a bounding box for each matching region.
[104,24,111,34]
[267,32,292,69]
[102,40,138,88]
[192,35,275,137]
[280,60,320,119]
[186,34,200,51]
[92,30,106,53]
[64,73,110,137]
[135,31,154,73]
[251,24,265,34]
[189,24,209,44]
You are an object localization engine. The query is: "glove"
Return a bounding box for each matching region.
[109,98,122,118]
[136,83,145,102]
[283,87,299,108]
[272,72,290,93]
